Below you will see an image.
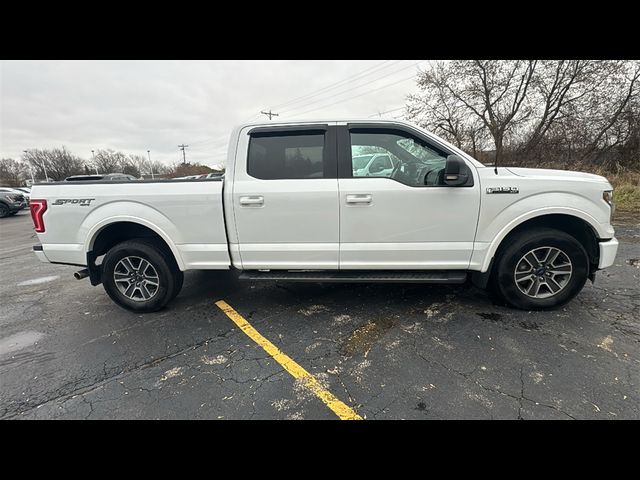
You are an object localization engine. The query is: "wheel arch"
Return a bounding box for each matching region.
[484,212,600,274]
[87,218,185,271]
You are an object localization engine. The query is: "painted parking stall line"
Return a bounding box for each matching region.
[215,300,362,420]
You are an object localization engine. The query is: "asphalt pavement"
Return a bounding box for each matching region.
[1,210,638,419]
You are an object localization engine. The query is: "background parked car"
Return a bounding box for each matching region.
[64,173,138,182]
[0,189,27,217]
[0,187,30,200]
[171,172,224,180]
[352,153,396,177]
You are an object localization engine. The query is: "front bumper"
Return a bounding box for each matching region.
[7,201,26,212]
[598,237,619,269]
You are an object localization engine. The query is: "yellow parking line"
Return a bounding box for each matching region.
[215,300,362,420]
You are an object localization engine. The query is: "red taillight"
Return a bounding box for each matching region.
[30,199,47,233]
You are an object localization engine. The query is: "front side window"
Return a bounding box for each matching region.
[350,130,449,186]
[248,132,326,180]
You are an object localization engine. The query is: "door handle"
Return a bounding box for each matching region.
[346,194,372,205]
[239,195,264,206]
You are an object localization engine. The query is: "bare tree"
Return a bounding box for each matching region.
[92,150,168,178]
[0,158,27,186]
[150,160,170,176]
[166,162,213,178]
[407,60,640,172]
[407,64,469,149]
[127,154,171,178]
[410,60,537,165]
[580,61,640,164]
[23,147,85,181]
[520,61,602,154]
[120,154,146,178]
[92,149,128,174]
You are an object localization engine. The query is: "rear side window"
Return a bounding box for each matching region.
[248,132,326,180]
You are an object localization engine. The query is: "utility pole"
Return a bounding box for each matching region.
[91,150,99,174]
[260,110,279,120]
[178,144,189,165]
[147,150,154,180]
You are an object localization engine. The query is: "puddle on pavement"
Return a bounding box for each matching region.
[17,276,59,286]
[341,317,396,357]
[0,331,46,356]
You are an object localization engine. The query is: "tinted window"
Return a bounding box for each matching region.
[351,130,448,187]
[248,132,326,180]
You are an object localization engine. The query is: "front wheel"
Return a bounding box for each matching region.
[491,228,589,310]
[102,239,182,312]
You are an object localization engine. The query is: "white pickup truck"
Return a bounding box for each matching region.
[29,119,618,312]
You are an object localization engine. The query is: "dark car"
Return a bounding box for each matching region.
[64,173,138,182]
[0,188,27,218]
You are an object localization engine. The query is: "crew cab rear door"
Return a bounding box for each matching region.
[231,124,340,269]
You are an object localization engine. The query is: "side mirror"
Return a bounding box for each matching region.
[444,154,469,186]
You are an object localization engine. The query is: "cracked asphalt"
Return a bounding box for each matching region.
[1,210,639,419]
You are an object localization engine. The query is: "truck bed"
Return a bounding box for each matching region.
[30,178,230,271]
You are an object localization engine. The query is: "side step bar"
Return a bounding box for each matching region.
[238,270,467,284]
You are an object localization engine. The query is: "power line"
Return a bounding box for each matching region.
[278,61,425,115]
[288,73,419,118]
[368,106,406,117]
[267,60,401,110]
[189,135,227,146]
[186,61,423,146]
[187,61,406,146]
[189,134,229,147]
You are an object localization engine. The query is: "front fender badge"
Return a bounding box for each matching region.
[486,187,519,194]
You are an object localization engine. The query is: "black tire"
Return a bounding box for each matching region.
[490,228,589,310]
[168,268,184,302]
[0,203,9,218]
[102,239,181,312]
[145,238,184,301]
[8,211,18,216]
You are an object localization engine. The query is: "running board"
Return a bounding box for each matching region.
[238,270,467,284]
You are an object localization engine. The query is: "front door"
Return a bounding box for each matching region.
[338,125,481,270]
[232,125,339,270]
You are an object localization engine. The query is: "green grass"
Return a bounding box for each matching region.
[606,172,640,213]
[612,181,640,213]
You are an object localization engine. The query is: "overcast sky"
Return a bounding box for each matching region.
[0,60,427,166]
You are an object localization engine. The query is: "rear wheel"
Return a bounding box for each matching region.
[102,239,182,312]
[0,204,9,218]
[491,228,589,310]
